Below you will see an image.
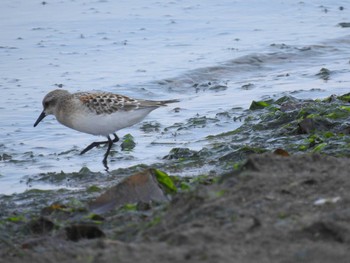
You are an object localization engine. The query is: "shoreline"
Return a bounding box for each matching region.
[2,93,350,262]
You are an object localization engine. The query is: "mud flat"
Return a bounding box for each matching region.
[1,93,350,262]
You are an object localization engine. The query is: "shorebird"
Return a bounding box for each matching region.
[34,89,178,170]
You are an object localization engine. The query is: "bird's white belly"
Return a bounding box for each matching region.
[65,109,155,136]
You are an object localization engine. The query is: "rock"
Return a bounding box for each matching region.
[298,118,316,134]
[65,224,105,241]
[26,216,54,234]
[89,169,169,214]
[338,22,350,28]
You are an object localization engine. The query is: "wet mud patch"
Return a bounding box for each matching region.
[2,93,350,262]
[2,153,350,262]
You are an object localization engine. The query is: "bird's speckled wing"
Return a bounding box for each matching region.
[75,92,141,115]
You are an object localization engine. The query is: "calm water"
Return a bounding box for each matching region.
[1,0,350,194]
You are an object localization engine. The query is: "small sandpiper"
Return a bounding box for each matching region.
[34,89,178,170]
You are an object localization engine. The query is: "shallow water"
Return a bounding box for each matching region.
[1,0,350,194]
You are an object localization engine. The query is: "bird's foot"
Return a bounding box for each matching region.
[102,157,109,171]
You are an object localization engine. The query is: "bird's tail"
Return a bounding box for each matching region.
[138,98,179,107]
[158,99,180,105]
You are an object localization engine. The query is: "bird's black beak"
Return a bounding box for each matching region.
[33,111,46,127]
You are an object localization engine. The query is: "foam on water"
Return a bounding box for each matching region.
[1,0,350,194]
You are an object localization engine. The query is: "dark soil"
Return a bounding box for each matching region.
[2,153,350,263]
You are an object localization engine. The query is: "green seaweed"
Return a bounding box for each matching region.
[153,169,177,194]
[146,216,161,227]
[85,213,104,222]
[312,143,328,153]
[325,110,349,120]
[180,181,191,191]
[121,134,136,151]
[87,185,102,193]
[7,215,25,223]
[120,203,138,211]
[338,93,350,102]
[249,100,271,110]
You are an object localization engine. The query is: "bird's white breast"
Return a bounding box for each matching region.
[63,108,156,136]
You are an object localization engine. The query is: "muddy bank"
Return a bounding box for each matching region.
[2,93,350,262]
[2,153,350,262]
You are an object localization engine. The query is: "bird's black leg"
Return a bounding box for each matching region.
[80,140,108,155]
[80,133,119,155]
[102,135,114,171]
[112,133,119,143]
[80,133,119,170]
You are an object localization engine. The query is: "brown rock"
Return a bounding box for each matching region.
[89,169,169,214]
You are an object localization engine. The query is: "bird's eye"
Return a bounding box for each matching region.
[44,101,49,108]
